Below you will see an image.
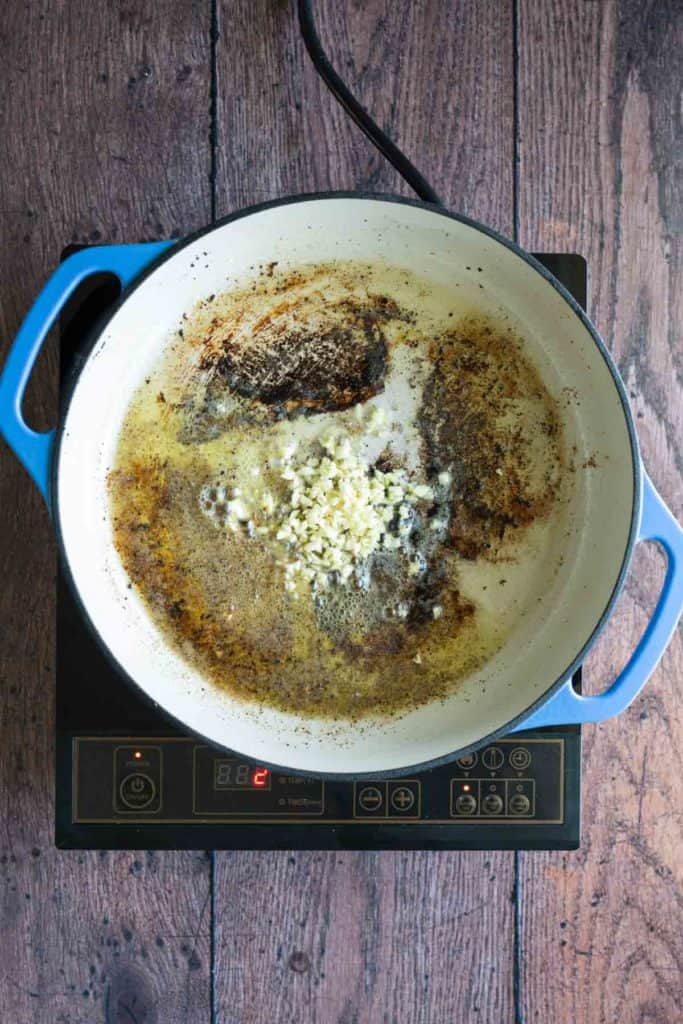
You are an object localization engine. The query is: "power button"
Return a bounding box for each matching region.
[119,773,156,810]
[114,746,162,814]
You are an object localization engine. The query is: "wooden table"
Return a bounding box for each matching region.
[1,2,680,1021]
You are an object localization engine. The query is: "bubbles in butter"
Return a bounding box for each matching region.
[107,260,570,720]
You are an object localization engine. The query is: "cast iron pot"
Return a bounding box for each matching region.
[1,194,681,776]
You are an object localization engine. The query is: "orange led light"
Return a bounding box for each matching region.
[134,751,142,759]
[462,784,470,792]
[252,768,269,788]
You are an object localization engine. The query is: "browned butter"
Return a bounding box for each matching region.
[108,261,567,720]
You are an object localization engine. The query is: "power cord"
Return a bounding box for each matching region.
[297,0,443,206]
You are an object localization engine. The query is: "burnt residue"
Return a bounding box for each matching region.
[111,450,479,719]
[109,264,566,723]
[373,448,396,474]
[197,294,408,418]
[405,564,449,628]
[419,319,563,560]
[110,459,291,690]
[176,393,243,445]
[311,539,471,680]
[211,317,387,413]
[175,283,416,445]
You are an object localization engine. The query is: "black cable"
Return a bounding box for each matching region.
[297,0,443,206]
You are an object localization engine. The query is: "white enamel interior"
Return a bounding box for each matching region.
[56,198,637,774]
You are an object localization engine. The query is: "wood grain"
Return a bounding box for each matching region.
[213,3,516,1022]
[2,1,680,1021]
[214,0,513,230]
[517,2,683,1021]
[0,1,213,1021]
[213,851,513,1024]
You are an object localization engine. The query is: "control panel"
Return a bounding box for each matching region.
[449,745,544,819]
[73,737,564,825]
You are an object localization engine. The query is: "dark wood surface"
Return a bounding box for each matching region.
[517,4,683,1023]
[0,1,680,1022]
[0,2,213,1022]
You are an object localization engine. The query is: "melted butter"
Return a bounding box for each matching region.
[108,261,569,720]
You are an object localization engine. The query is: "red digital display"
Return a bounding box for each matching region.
[252,768,269,788]
[214,760,271,791]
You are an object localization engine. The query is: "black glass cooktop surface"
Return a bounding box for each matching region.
[55,248,584,850]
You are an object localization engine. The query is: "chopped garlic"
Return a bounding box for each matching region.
[261,491,275,515]
[198,430,438,595]
[228,498,249,521]
[367,405,388,433]
[438,470,452,486]
[432,605,443,620]
[411,483,434,500]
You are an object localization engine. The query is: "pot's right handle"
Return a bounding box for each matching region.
[0,242,173,507]
[514,474,683,730]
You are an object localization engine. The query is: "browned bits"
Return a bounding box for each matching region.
[197,295,412,419]
[419,318,563,561]
[108,263,566,722]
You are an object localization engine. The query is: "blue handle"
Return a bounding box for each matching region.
[0,241,173,506]
[516,473,683,730]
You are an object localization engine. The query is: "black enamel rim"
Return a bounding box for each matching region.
[51,191,642,781]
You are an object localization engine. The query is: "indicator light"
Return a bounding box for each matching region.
[462,784,470,792]
[252,768,269,788]
[134,751,142,760]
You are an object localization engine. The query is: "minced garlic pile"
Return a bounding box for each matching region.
[276,434,435,593]
[200,429,449,597]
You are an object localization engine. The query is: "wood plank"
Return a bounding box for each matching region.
[517,2,683,1021]
[214,851,512,1024]
[0,1,213,1021]
[213,3,516,1022]
[214,0,513,231]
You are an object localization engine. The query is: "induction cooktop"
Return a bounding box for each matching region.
[55,248,585,850]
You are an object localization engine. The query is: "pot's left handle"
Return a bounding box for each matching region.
[0,242,173,507]
[514,474,683,731]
